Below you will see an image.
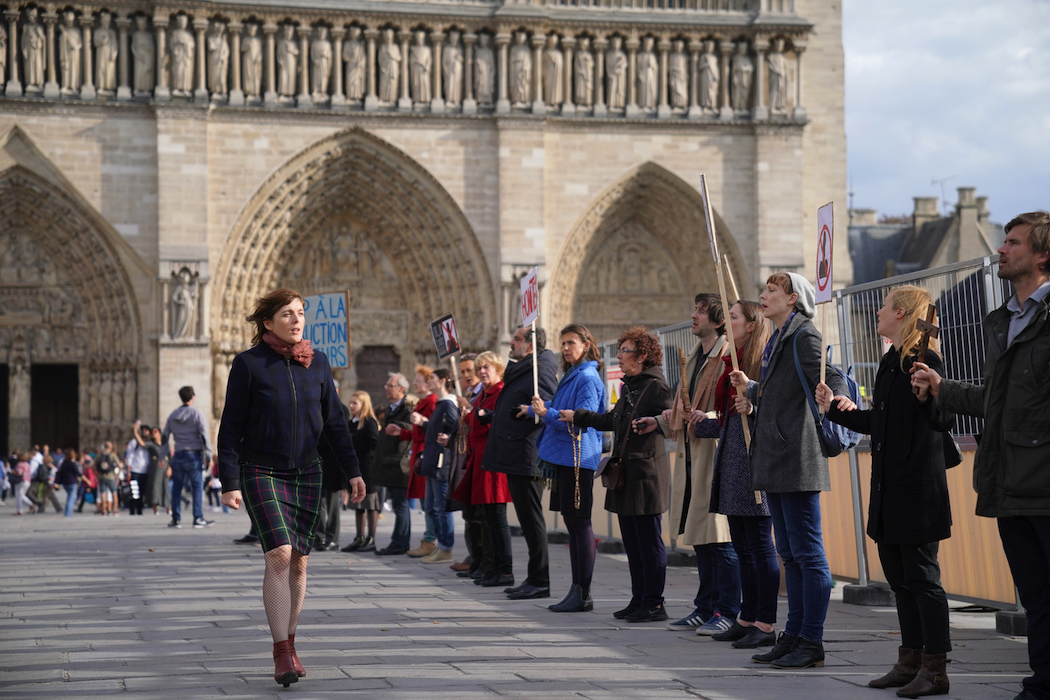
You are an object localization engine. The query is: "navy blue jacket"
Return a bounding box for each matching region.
[418,394,459,482]
[482,349,558,477]
[217,343,360,492]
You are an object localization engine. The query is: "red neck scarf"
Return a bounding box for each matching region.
[713,347,744,427]
[263,331,314,369]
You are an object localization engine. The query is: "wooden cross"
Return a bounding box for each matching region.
[913,304,940,394]
[678,348,690,418]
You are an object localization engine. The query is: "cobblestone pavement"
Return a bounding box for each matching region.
[0,506,1031,699]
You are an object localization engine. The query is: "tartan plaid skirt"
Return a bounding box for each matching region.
[241,460,322,554]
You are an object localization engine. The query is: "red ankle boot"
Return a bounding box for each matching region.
[272,639,298,687]
[288,633,306,677]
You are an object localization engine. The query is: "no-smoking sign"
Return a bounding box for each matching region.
[815,203,834,304]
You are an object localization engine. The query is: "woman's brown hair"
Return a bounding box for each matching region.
[734,300,770,379]
[559,324,604,373]
[246,288,305,347]
[617,326,663,369]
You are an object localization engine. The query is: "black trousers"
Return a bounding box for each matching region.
[483,502,513,576]
[315,490,341,545]
[999,515,1050,700]
[463,503,493,573]
[877,540,951,654]
[619,513,667,607]
[507,473,549,587]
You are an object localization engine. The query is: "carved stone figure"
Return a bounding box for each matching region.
[409,30,430,103]
[669,39,688,109]
[59,12,82,95]
[94,12,119,93]
[377,28,400,103]
[276,24,299,97]
[310,27,332,99]
[131,16,155,94]
[574,36,593,106]
[442,29,463,104]
[170,15,195,96]
[768,38,787,114]
[342,26,365,101]
[473,33,494,104]
[637,36,657,110]
[206,23,229,96]
[0,25,7,86]
[542,34,562,106]
[731,42,753,111]
[171,268,198,340]
[21,7,46,90]
[241,24,262,97]
[699,40,719,112]
[100,370,113,422]
[509,31,530,105]
[123,369,136,422]
[605,36,627,109]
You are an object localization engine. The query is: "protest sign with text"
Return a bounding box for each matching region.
[303,292,351,368]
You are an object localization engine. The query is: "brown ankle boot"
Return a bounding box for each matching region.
[896,652,949,698]
[288,633,306,677]
[273,639,298,687]
[869,647,922,688]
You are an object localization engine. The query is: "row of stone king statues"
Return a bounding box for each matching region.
[0,7,804,118]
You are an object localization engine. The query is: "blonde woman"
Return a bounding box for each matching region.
[343,391,381,552]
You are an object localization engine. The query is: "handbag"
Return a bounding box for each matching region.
[942,433,963,469]
[399,446,412,476]
[598,380,654,491]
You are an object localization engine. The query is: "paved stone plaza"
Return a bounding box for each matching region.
[0,509,1031,699]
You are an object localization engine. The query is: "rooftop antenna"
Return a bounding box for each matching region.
[931,176,955,217]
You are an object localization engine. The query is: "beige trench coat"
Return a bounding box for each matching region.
[657,336,732,546]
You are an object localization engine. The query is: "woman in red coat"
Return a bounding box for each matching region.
[453,351,512,587]
[402,366,436,557]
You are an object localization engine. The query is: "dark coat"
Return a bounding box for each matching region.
[573,366,673,517]
[319,402,353,493]
[369,398,413,489]
[696,411,767,518]
[938,294,1050,517]
[481,349,558,477]
[348,414,380,492]
[745,313,847,493]
[829,348,954,544]
[418,395,459,482]
[217,344,359,492]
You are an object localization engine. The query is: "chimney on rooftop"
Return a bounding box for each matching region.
[913,196,939,233]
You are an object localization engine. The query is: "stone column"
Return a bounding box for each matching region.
[592,35,607,118]
[625,36,639,117]
[397,30,411,111]
[687,39,702,120]
[752,37,768,120]
[561,36,575,116]
[8,358,30,457]
[226,22,244,105]
[657,38,671,119]
[116,16,132,101]
[154,15,170,101]
[430,30,444,113]
[792,41,807,121]
[79,14,96,101]
[4,10,21,96]
[42,12,60,98]
[363,27,378,111]
[296,26,311,108]
[263,23,277,108]
[719,39,734,120]
[330,26,345,108]
[495,32,510,114]
[462,32,476,114]
[530,33,545,115]
[193,18,208,102]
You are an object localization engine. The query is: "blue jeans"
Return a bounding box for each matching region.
[693,542,741,620]
[63,483,77,517]
[728,515,779,624]
[387,487,411,550]
[169,451,204,523]
[767,491,832,643]
[424,477,453,552]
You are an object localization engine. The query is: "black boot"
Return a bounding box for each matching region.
[549,584,593,612]
[752,632,799,664]
[548,584,578,611]
[770,637,825,669]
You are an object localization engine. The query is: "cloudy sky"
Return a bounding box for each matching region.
[843,0,1050,224]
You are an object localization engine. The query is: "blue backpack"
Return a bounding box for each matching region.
[792,334,862,458]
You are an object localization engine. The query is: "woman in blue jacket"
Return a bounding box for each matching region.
[526,323,606,613]
[218,288,365,688]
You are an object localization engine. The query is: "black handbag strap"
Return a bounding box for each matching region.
[613,379,654,461]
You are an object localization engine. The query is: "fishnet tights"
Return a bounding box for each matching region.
[263,546,309,643]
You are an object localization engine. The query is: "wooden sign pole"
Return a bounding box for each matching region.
[531,319,539,424]
[450,352,463,397]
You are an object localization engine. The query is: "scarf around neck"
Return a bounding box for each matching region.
[263,331,314,369]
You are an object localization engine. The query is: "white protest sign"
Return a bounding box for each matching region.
[815,202,834,304]
[520,267,539,328]
[429,313,461,361]
[303,291,351,368]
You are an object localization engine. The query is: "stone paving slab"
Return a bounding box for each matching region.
[0,506,1032,699]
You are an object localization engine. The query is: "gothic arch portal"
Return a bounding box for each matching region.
[547,162,747,342]
[211,127,497,416]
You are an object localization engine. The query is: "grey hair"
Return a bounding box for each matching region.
[388,372,410,390]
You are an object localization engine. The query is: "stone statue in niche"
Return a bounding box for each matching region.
[669,39,688,109]
[605,36,627,109]
[123,369,136,422]
[112,371,125,421]
[442,29,463,104]
[730,41,753,111]
[95,12,119,94]
[636,36,658,110]
[59,11,82,95]
[377,28,400,103]
[509,31,530,106]
[21,7,46,91]
[311,27,332,100]
[170,15,195,97]
[768,38,787,114]
[241,24,262,98]
[100,371,113,422]
[699,40,719,112]
[473,33,494,104]
[206,22,229,96]
[131,16,155,94]
[170,268,199,340]
[342,26,365,101]
[0,25,7,86]
[573,37,593,106]
[542,34,562,106]
[409,30,430,103]
[276,24,299,98]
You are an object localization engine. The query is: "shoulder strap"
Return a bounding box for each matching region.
[614,379,655,459]
[791,332,821,426]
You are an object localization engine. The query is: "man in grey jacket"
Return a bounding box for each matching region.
[162,386,213,529]
[913,211,1050,700]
